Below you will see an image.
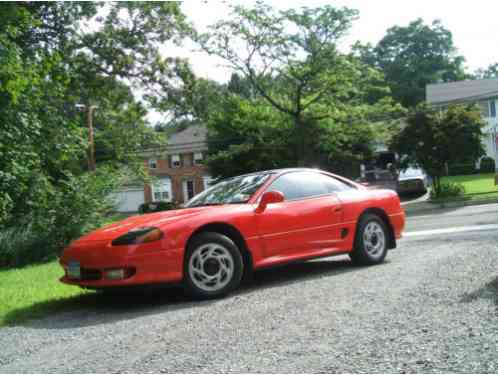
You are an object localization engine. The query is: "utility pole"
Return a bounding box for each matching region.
[86,105,96,171]
[76,104,98,171]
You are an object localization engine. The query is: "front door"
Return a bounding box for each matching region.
[183,179,195,202]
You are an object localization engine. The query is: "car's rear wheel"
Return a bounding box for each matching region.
[184,232,243,299]
[349,213,388,265]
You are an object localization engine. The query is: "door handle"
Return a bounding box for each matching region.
[333,206,342,212]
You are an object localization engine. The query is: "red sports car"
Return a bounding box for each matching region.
[60,168,405,299]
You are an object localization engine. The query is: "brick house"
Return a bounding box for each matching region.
[144,125,213,205]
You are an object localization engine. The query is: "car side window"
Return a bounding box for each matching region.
[318,174,354,193]
[267,172,327,200]
[268,171,354,201]
[268,173,305,200]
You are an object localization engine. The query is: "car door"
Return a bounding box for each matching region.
[255,171,344,258]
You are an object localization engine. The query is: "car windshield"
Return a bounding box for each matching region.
[185,173,271,207]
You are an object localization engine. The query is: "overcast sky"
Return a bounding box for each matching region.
[174,0,497,82]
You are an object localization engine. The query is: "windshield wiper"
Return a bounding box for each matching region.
[188,202,224,208]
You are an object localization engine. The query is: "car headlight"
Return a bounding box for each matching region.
[111,227,164,246]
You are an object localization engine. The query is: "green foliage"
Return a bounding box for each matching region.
[355,19,467,108]
[480,157,496,173]
[391,104,485,195]
[200,3,402,169]
[474,63,498,79]
[206,95,295,178]
[227,73,256,99]
[0,226,54,268]
[0,166,123,267]
[205,93,403,179]
[430,181,465,200]
[448,163,476,176]
[148,71,227,125]
[138,201,178,214]
[0,2,189,267]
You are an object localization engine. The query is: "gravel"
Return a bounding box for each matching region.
[1,229,498,373]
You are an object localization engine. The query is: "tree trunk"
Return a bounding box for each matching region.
[294,116,307,167]
[432,175,441,197]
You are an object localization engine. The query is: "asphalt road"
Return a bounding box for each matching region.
[1,203,498,373]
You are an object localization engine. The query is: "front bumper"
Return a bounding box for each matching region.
[59,240,183,287]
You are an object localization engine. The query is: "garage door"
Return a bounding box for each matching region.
[110,188,145,213]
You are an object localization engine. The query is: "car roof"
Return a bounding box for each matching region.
[231,168,328,179]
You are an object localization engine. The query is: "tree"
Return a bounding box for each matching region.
[227,73,257,99]
[200,3,384,165]
[0,2,189,265]
[205,95,295,178]
[390,104,485,196]
[355,19,467,108]
[147,63,228,125]
[206,91,404,179]
[474,63,498,79]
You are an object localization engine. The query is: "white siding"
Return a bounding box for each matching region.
[482,100,498,165]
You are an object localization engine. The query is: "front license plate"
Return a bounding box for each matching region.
[67,261,81,279]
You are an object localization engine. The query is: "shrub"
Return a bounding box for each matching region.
[1,165,123,268]
[480,157,496,173]
[431,181,465,200]
[139,201,178,214]
[0,226,56,268]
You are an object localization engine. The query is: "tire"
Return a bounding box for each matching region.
[349,214,388,266]
[184,232,244,299]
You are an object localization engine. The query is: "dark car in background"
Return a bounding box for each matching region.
[397,167,430,195]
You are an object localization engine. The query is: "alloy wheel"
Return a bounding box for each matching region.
[188,243,235,292]
[362,221,386,258]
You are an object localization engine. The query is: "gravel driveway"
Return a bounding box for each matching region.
[1,228,498,373]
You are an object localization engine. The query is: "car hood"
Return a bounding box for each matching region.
[72,206,230,243]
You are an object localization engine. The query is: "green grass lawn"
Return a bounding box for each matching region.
[0,261,91,326]
[442,173,498,198]
[0,214,142,327]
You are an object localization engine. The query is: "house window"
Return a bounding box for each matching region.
[194,152,204,165]
[490,100,496,118]
[170,154,181,168]
[183,179,195,202]
[479,101,491,117]
[152,177,172,202]
[148,158,157,169]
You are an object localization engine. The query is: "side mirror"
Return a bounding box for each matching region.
[255,190,284,213]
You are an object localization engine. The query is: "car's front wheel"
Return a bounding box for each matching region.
[184,232,243,299]
[349,214,388,265]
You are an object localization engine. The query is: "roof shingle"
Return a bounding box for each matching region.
[426,78,498,105]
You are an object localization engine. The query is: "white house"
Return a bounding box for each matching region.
[426,78,498,166]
